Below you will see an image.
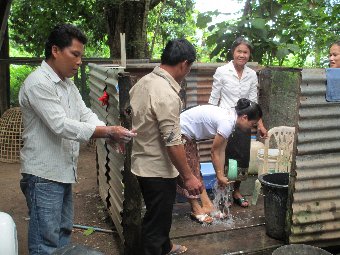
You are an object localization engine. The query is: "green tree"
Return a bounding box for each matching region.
[9,0,164,58]
[147,0,196,59]
[197,0,339,67]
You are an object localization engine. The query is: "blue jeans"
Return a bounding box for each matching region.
[20,174,73,255]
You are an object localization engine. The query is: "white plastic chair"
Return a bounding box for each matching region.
[251,126,295,205]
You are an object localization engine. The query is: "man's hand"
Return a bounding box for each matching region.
[183,175,203,196]
[107,127,137,144]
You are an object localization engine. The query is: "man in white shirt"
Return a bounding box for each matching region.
[19,24,136,255]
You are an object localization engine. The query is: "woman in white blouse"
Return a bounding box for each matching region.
[178,99,263,223]
[208,37,267,208]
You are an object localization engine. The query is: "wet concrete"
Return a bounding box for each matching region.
[170,175,284,255]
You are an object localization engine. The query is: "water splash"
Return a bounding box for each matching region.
[211,182,235,226]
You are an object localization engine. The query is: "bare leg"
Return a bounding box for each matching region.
[233,180,241,197]
[233,180,249,207]
[200,189,215,214]
[188,198,204,215]
[188,197,213,223]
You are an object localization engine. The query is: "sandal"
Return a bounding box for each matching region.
[210,210,228,219]
[167,244,188,255]
[233,196,249,207]
[190,213,213,224]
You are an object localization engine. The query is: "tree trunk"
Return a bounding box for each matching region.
[104,0,162,59]
[0,0,10,116]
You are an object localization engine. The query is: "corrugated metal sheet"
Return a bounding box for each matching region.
[89,63,125,240]
[289,68,340,246]
[88,63,109,123]
[96,138,109,203]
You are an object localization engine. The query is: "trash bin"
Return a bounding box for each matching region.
[272,244,332,255]
[258,172,289,240]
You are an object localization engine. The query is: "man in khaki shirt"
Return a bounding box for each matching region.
[130,39,202,255]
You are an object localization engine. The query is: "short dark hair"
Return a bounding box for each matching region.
[331,40,340,48]
[44,24,87,59]
[231,37,253,55]
[235,98,262,121]
[161,39,196,66]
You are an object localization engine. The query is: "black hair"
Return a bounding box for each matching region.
[331,40,340,48]
[161,39,196,66]
[235,98,262,121]
[230,37,253,55]
[44,24,87,59]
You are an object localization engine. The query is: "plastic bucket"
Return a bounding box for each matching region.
[272,244,332,255]
[258,172,289,240]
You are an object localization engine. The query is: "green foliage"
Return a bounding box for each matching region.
[83,227,95,236]
[198,0,339,67]
[147,0,196,59]
[10,65,35,107]
[9,0,109,57]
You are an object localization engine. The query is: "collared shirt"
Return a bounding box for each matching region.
[130,66,182,178]
[19,61,105,183]
[208,61,258,109]
[181,105,237,141]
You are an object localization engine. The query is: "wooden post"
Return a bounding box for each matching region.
[0,0,12,50]
[120,33,126,68]
[0,0,11,116]
[118,73,141,255]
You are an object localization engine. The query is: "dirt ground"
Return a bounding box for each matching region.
[0,144,121,255]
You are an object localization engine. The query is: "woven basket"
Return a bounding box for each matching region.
[0,107,23,163]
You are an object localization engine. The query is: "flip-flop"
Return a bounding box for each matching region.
[233,196,249,207]
[210,210,228,219]
[190,213,213,224]
[167,244,188,255]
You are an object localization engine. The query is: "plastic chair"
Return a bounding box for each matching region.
[251,126,295,205]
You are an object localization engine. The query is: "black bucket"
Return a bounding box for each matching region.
[272,244,333,255]
[258,172,289,241]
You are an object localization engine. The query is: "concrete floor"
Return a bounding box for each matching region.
[169,175,284,255]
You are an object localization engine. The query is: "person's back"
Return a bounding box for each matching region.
[130,66,182,178]
[180,105,237,141]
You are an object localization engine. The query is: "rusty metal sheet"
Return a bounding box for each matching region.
[289,68,340,246]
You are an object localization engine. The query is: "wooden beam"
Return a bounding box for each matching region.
[0,0,13,50]
[0,0,11,116]
[120,33,126,68]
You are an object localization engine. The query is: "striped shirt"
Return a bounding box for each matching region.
[19,61,105,183]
